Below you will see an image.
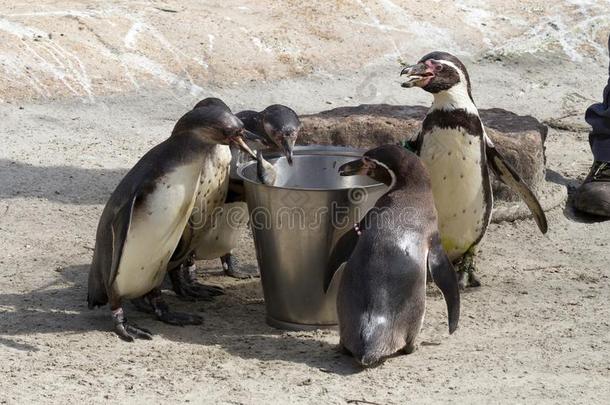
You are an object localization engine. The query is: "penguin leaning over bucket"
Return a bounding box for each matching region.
[164,97,267,299]
[399,51,548,288]
[166,102,299,296]
[236,104,300,166]
[87,101,258,341]
[324,145,460,367]
[219,104,300,278]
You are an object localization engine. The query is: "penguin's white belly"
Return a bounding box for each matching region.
[114,164,201,299]
[194,202,249,259]
[189,145,232,255]
[420,127,489,260]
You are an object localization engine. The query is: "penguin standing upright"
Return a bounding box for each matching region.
[167,103,301,294]
[399,51,547,287]
[324,145,460,367]
[87,101,257,341]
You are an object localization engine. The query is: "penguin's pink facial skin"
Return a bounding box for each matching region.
[271,129,298,165]
[400,62,435,88]
[401,51,473,97]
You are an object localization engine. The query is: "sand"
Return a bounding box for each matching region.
[1,1,610,403]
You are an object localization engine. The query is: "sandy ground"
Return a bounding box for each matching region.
[1,55,610,404]
[1,1,610,403]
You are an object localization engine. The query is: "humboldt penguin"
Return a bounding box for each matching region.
[236,104,299,165]
[174,149,277,284]
[87,101,258,341]
[399,51,548,288]
[168,104,301,294]
[218,104,300,277]
[162,98,251,298]
[324,145,460,367]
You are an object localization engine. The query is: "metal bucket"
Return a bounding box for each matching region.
[237,145,387,330]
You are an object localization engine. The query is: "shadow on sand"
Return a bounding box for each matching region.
[0,264,362,375]
[0,159,127,205]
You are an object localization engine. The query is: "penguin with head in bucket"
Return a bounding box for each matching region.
[239,104,302,187]
[87,100,259,341]
[166,102,300,299]
[399,51,548,288]
[235,105,301,186]
[220,104,300,276]
[324,145,460,367]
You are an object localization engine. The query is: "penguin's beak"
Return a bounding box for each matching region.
[400,63,434,88]
[242,129,267,144]
[231,132,257,159]
[338,158,369,176]
[280,136,296,165]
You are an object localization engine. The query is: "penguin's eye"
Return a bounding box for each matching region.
[433,63,443,72]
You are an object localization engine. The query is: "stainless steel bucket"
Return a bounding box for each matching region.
[237,145,387,330]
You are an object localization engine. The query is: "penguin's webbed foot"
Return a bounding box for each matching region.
[403,341,417,355]
[221,253,260,279]
[457,269,481,289]
[112,308,153,342]
[169,263,224,301]
[456,250,481,290]
[147,289,204,326]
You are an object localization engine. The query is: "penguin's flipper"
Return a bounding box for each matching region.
[323,225,360,293]
[108,196,137,287]
[484,135,548,234]
[427,232,460,334]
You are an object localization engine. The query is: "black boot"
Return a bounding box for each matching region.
[572,161,610,218]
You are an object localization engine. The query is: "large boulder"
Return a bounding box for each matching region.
[298,104,564,221]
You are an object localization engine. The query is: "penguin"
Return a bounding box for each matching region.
[236,104,300,165]
[399,51,548,288]
[187,147,278,282]
[87,101,258,341]
[219,105,300,277]
[163,98,267,298]
[168,103,301,292]
[324,145,460,367]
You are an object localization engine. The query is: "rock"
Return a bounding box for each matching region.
[299,104,548,203]
[299,104,426,149]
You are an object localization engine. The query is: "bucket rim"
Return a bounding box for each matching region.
[236,144,387,192]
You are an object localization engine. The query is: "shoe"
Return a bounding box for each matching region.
[572,161,610,217]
